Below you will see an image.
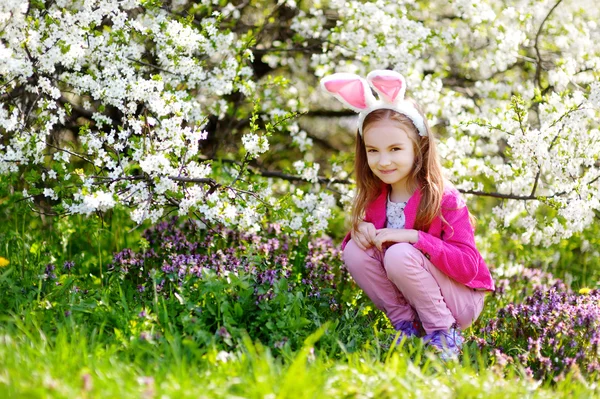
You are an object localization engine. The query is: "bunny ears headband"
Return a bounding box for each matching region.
[320,70,427,137]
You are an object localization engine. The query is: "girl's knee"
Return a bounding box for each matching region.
[383,243,423,275]
[343,239,373,270]
[342,239,361,259]
[454,292,486,329]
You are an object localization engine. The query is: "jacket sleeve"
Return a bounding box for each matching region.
[412,197,480,285]
[341,231,352,250]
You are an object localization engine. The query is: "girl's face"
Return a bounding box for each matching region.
[363,119,416,193]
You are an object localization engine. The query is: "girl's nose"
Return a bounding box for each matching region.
[379,154,391,166]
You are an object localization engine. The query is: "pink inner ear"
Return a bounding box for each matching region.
[324,79,367,109]
[370,75,402,102]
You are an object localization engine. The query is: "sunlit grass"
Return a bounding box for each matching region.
[1,321,597,398]
[0,204,598,398]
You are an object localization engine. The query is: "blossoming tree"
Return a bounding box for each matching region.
[1,0,599,246]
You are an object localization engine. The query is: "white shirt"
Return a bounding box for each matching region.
[386,193,407,229]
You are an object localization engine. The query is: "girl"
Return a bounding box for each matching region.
[321,70,495,359]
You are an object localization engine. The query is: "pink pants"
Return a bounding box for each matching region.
[343,240,486,334]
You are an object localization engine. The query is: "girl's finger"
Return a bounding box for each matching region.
[369,232,377,243]
[374,237,382,251]
[354,232,367,250]
[361,234,373,250]
[357,237,367,251]
[367,225,377,241]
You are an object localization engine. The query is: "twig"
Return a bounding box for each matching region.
[126,57,180,76]
[44,142,95,166]
[169,176,218,186]
[534,0,564,88]
[530,103,584,197]
[0,85,25,101]
[459,188,569,201]
[304,109,357,118]
[457,190,536,200]
[257,169,351,185]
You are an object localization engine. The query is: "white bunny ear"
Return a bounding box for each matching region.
[366,70,407,103]
[320,73,375,112]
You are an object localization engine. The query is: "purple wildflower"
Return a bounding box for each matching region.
[477,271,600,381]
[104,217,348,349]
[43,263,56,280]
[217,326,231,339]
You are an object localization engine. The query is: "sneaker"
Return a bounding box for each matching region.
[423,327,464,360]
[393,320,419,344]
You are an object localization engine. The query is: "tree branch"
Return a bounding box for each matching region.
[169,176,218,186]
[45,142,95,166]
[529,103,584,197]
[304,109,356,118]
[257,169,351,185]
[459,187,573,201]
[534,0,564,88]
[126,57,180,76]
[0,85,25,102]
[459,190,537,200]
[251,45,324,55]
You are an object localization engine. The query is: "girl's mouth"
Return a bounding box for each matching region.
[379,169,396,174]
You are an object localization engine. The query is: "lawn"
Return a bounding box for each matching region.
[0,204,598,398]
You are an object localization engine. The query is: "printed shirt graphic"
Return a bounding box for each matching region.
[386,195,407,229]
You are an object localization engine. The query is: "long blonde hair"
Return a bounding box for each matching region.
[351,105,445,232]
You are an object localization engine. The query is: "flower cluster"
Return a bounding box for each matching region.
[297,0,434,75]
[3,0,600,248]
[478,279,600,380]
[282,190,336,235]
[490,266,560,300]
[43,263,57,281]
[0,0,329,235]
[108,217,345,307]
[105,217,348,348]
[289,0,600,246]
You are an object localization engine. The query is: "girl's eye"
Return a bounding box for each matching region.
[392,147,402,151]
[367,149,378,153]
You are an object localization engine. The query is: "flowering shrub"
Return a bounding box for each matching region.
[2,0,600,249]
[107,218,349,348]
[476,272,600,381]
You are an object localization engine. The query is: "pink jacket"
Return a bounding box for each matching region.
[342,185,495,291]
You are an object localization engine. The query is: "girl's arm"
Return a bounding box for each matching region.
[412,203,481,285]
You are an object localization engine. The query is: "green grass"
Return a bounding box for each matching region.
[0,204,599,398]
[1,322,598,398]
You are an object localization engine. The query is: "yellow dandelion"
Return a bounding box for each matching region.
[0,257,9,268]
[579,287,591,295]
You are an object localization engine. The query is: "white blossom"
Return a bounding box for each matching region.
[242,133,269,157]
[1,0,600,242]
[43,188,58,200]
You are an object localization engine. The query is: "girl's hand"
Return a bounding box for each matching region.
[351,221,377,251]
[374,228,419,251]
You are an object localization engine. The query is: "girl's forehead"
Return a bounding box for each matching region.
[363,119,414,145]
